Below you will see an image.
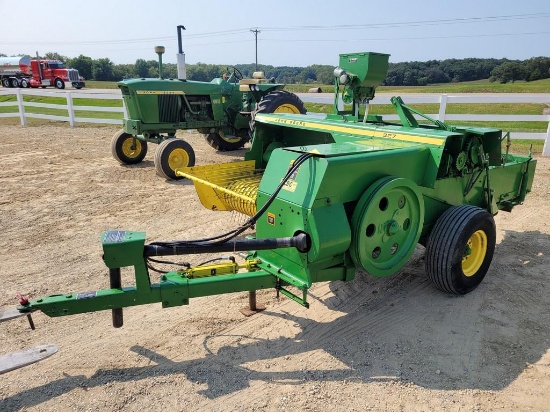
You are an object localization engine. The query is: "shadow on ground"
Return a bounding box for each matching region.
[2,229,548,408]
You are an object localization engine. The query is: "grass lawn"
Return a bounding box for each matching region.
[286,78,550,94]
[1,78,548,147]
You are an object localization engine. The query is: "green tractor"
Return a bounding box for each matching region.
[112,25,306,179]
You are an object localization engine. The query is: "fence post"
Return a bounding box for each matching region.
[66,91,75,127]
[16,88,27,126]
[542,121,550,156]
[438,94,448,122]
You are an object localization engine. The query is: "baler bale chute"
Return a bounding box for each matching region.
[112,25,306,180]
[1,52,536,373]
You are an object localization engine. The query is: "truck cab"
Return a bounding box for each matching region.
[29,59,85,89]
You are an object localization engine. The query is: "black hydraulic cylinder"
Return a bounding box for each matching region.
[109,268,123,328]
[144,232,310,257]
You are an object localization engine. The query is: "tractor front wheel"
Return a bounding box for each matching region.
[249,90,307,138]
[55,79,65,89]
[154,138,196,180]
[203,128,248,152]
[111,130,148,164]
[425,205,496,295]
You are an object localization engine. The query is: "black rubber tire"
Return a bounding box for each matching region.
[10,78,19,87]
[249,90,306,138]
[111,130,148,164]
[1,78,10,88]
[20,78,29,88]
[55,79,65,89]
[203,129,248,152]
[154,138,196,180]
[425,205,496,295]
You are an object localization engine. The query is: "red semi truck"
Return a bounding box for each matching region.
[0,56,85,89]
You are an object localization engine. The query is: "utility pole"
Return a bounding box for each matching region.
[250,28,261,72]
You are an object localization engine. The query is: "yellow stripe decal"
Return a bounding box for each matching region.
[136,90,185,95]
[255,115,446,146]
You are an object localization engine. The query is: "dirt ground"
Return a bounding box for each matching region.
[0,124,549,411]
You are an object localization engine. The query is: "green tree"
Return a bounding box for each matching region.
[163,63,178,79]
[311,65,335,85]
[134,59,149,78]
[187,63,209,81]
[112,64,134,80]
[43,52,67,62]
[523,57,550,81]
[299,67,317,84]
[66,55,93,80]
[92,58,114,81]
[490,61,526,84]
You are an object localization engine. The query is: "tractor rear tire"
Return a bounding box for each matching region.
[1,78,10,88]
[203,128,248,152]
[425,205,496,295]
[20,78,29,88]
[249,90,306,138]
[154,138,195,180]
[111,130,148,165]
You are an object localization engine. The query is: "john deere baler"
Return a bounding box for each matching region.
[4,52,536,332]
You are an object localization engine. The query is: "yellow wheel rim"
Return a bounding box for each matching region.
[273,104,301,114]
[121,138,143,159]
[462,230,487,277]
[168,148,190,170]
[218,130,241,143]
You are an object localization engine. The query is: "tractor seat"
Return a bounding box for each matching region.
[239,71,269,91]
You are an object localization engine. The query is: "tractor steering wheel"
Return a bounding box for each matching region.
[226,66,243,83]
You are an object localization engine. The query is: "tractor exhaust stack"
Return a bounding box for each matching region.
[176,25,186,81]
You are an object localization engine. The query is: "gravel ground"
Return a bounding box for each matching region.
[0,123,549,411]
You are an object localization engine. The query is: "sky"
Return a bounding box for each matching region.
[1,0,549,67]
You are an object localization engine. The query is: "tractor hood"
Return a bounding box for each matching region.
[118,77,228,96]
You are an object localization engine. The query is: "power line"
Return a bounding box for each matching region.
[260,13,550,32]
[2,12,548,46]
[261,30,550,43]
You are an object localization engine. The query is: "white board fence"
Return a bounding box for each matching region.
[1,88,549,155]
[0,88,126,126]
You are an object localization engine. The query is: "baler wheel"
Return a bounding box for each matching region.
[154,138,196,180]
[204,128,247,152]
[111,130,148,164]
[249,90,307,139]
[426,205,496,295]
[350,176,424,277]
